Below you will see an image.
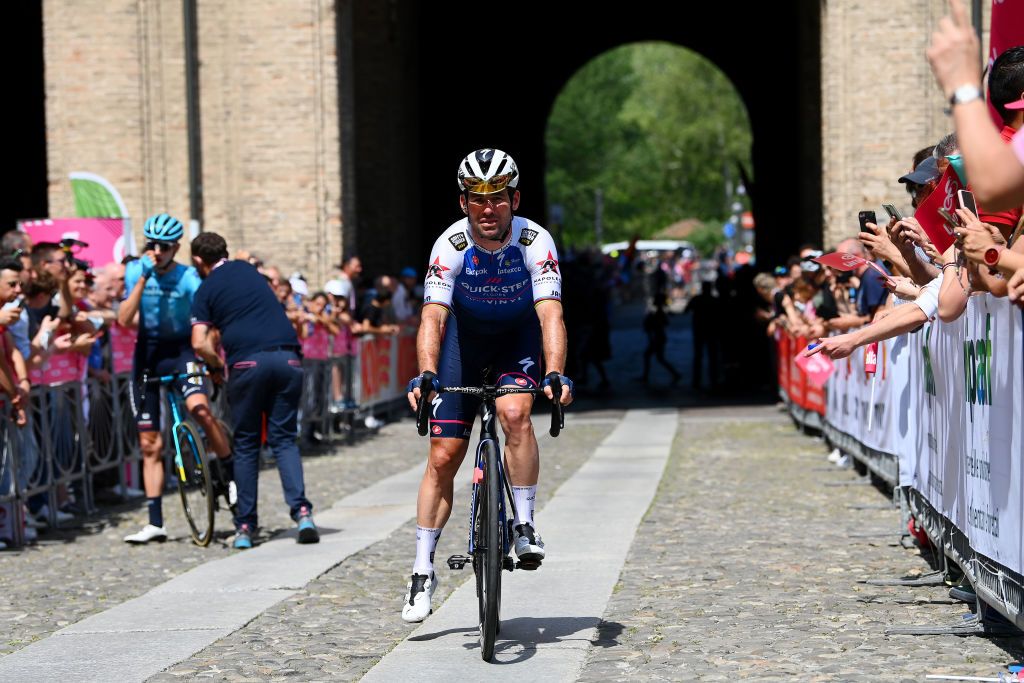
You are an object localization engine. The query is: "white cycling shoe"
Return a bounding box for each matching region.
[123,524,167,544]
[513,523,545,568]
[402,572,438,623]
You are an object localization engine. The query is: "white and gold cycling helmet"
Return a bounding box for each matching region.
[457,148,519,194]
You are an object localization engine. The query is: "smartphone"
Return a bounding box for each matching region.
[957,189,978,217]
[882,203,903,222]
[858,210,877,233]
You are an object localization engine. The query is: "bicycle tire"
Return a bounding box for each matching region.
[476,439,502,661]
[174,421,215,546]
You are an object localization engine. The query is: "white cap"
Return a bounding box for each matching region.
[289,277,309,297]
[324,278,350,297]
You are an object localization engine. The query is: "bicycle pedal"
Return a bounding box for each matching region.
[447,554,471,570]
[515,559,542,571]
[503,556,516,571]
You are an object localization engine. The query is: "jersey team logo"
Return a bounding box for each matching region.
[519,228,538,246]
[431,424,442,435]
[536,251,559,275]
[514,377,528,387]
[449,233,469,251]
[427,257,450,280]
[472,254,480,266]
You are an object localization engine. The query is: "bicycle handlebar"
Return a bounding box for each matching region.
[415,385,564,438]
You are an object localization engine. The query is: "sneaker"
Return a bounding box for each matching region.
[402,572,438,623]
[296,507,319,544]
[33,505,74,527]
[513,523,546,568]
[233,524,253,550]
[827,448,841,463]
[124,524,168,544]
[835,454,850,468]
[364,415,384,430]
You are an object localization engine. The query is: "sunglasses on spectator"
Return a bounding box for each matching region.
[146,241,177,252]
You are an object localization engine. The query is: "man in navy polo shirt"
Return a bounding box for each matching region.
[188,232,318,549]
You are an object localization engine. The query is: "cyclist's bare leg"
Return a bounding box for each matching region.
[185,393,231,458]
[496,393,539,486]
[139,431,165,497]
[416,437,470,528]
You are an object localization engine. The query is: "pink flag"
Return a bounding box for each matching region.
[794,349,836,388]
[814,251,891,278]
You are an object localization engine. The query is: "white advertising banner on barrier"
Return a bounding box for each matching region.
[823,295,1023,575]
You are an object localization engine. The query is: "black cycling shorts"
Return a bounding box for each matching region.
[430,315,541,439]
[130,340,207,432]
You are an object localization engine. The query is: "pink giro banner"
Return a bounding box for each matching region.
[18,218,126,270]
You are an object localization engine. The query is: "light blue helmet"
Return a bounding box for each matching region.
[142,213,185,242]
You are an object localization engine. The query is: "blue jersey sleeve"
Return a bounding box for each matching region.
[123,260,141,300]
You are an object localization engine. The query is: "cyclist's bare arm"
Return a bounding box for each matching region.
[535,300,572,405]
[407,303,448,410]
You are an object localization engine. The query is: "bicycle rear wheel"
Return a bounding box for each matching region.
[174,421,215,546]
[474,439,503,661]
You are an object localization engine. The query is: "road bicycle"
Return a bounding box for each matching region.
[140,365,230,546]
[415,375,563,662]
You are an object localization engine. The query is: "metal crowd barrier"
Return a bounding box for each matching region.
[776,300,1024,633]
[0,330,418,548]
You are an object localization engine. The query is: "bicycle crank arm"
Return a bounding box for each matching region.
[447,554,471,570]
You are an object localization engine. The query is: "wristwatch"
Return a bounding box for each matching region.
[983,244,1004,268]
[946,84,982,115]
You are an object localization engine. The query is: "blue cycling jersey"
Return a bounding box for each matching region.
[124,260,202,344]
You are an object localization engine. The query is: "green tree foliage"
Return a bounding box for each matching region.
[546,42,752,248]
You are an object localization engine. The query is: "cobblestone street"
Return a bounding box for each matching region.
[2,312,1022,680]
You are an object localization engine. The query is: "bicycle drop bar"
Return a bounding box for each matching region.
[415,385,563,438]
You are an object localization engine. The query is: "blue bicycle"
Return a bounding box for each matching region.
[416,376,563,662]
[140,365,227,546]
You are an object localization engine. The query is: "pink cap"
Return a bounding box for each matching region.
[1006,94,1024,110]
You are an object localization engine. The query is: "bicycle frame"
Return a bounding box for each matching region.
[141,370,206,480]
[467,398,513,559]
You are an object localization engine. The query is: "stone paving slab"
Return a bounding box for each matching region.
[363,409,677,681]
[0,421,429,656]
[0,629,235,682]
[149,418,619,681]
[0,429,477,681]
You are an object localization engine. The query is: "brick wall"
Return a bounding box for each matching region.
[819,0,989,250]
[44,0,344,285]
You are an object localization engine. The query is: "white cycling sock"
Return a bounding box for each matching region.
[512,485,537,527]
[412,526,442,576]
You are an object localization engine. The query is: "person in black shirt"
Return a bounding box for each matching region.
[189,232,318,549]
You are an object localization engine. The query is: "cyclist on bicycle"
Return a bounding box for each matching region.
[119,213,234,544]
[403,149,574,622]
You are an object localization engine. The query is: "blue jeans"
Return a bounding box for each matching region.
[227,349,312,530]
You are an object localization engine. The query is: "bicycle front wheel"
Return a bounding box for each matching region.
[174,421,215,546]
[474,439,503,661]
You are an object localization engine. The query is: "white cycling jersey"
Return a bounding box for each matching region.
[422,216,561,334]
